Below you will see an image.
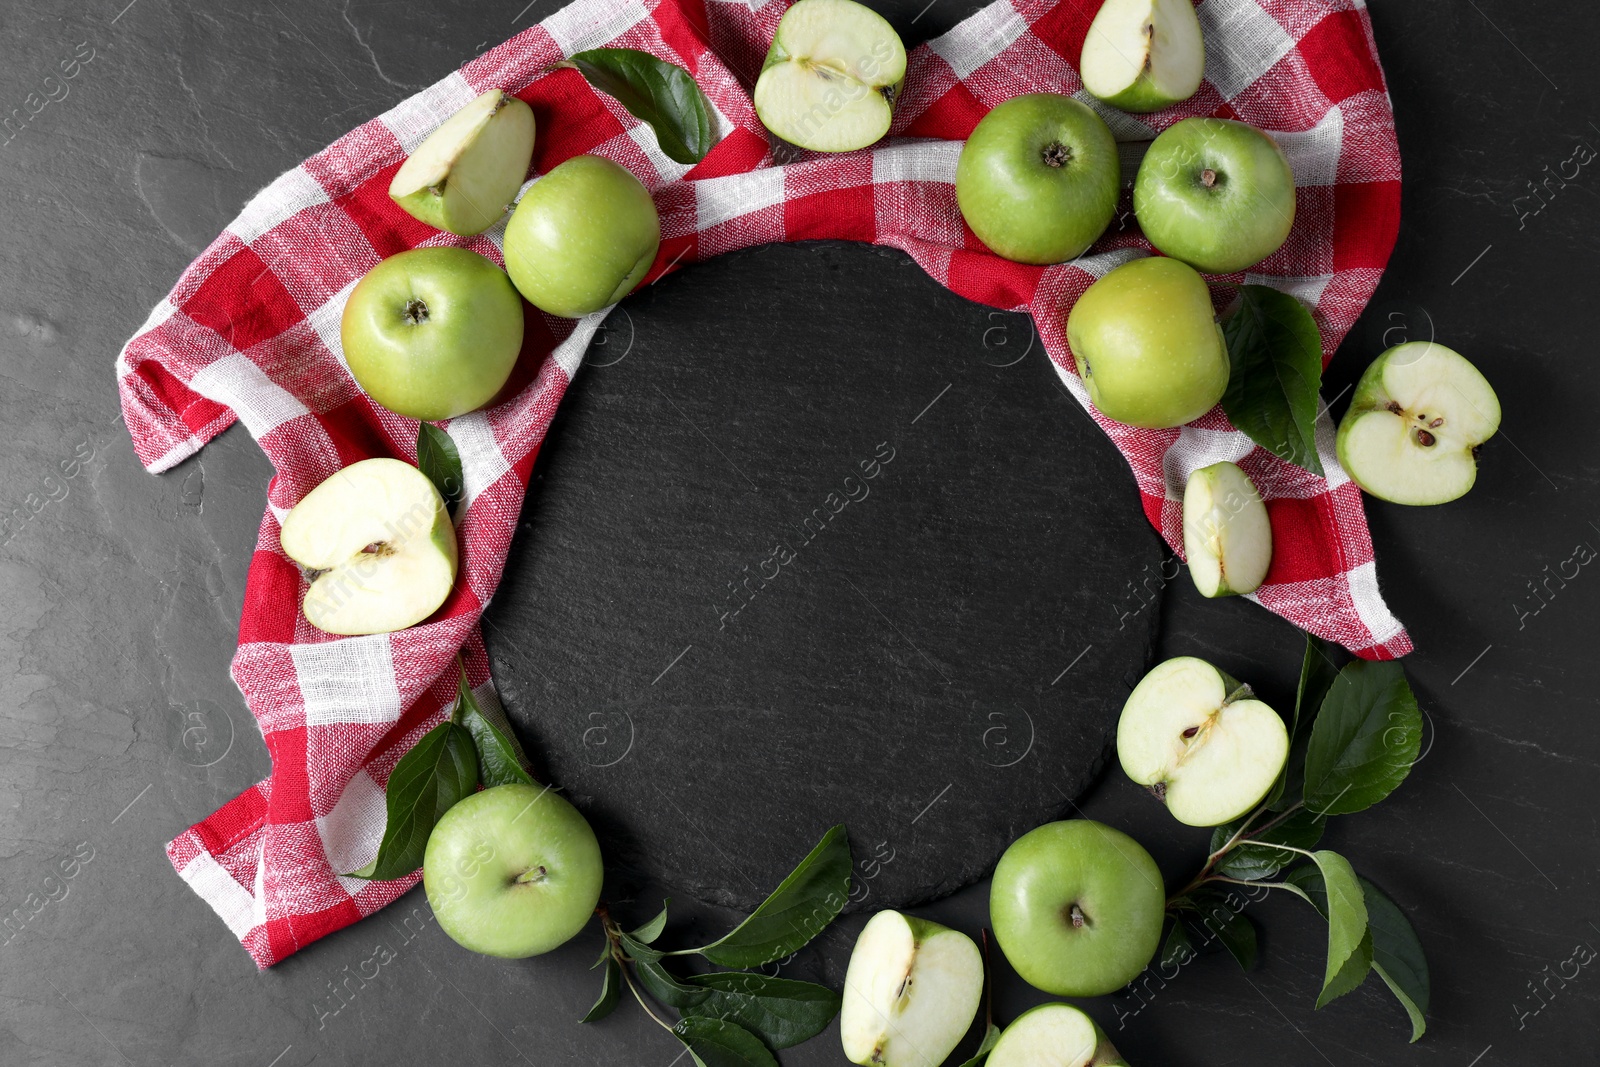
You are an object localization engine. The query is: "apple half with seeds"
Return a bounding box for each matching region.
[1183,461,1272,598]
[1118,656,1288,827]
[1336,341,1500,505]
[280,458,458,636]
[839,910,982,1067]
[389,88,536,236]
[1080,0,1206,113]
[987,1003,1129,1067]
[753,0,907,153]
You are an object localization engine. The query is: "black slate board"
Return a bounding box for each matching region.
[483,240,1166,910]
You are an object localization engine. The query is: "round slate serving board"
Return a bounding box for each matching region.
[483,241,1165,912]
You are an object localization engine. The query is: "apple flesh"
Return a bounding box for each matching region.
[503,154,660,318]
[1183,461,1272,597]
[279,458,458,636]
[989,820,1165,997]
[753,0,907,153]
[956,93,1120,265]
[389,89,536,237]
[1118,657,1289,827]
[1065,256,1229,428]
[342,247,525,420]
[423,783,604,958]
[1336,341,1500,505]
[1080,0,1205,113]
[987,1003,1129,1067]
[840,910,982,1067]
[1133,117,1296,274]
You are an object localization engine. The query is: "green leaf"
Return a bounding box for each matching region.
[955,1023,1002,1067]
[582,957,622,1023]
[631,899,671,944]
[684,972,841,1050]
[348,721,478,880]
[1221,285,1326,476]
[696,825,851,969]
[416,422,464,513]
[1210,808,1327,881]
[628,939,710,1009]
[1160,917,1195,970]
[1360,878,1430,1041]
[1303,661,1421,816]
[560,48,714,165]
[1188,892,1258,971]
[672,1016,779,1067]
[455,671,535,788]
[1271,634,1341,809]
[1285,854,1372,1007]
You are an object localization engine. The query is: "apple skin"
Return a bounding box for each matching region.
[423,783,603,959]
[956,93,1121,265]
[503,155,661,318]
[341,247,525,421]
[1133,117,1296,274]
[1065,256,1229,428]
[989,820,1165,997]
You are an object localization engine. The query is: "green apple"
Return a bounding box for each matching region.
[389,88,536,236]
[1336,341,1500,505]
[1133,117,1296,274]
[1080,0,1205,113]
[1117,657,1288,827]
[840,910,982,1067]
[423,783,603,958]
[1065,256,1228,427]
[1183,461,1272,597]
[280,458,458,636]
[753,0,907,153]
[956,93,1120,265]
[987,1003,1129,1067]
[341,247,524,420]
[503,154,660,318]
[989,820,1165,997]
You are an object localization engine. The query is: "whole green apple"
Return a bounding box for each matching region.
[1133,117,1296,274]
[1065,256,1228,428]
[341,247,524,421]
[956,93,1120,265]
[423,783,603,958]
[503,155,660,318]
[989,819,1165,997]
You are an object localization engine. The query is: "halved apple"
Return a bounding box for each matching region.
[389,89,536,236]
[987,1003,1129,1067]
[1080,0,1205,113]
[840,910,982,1067]
[753,0,907,153]
[280,458,459,636]
[1117,657,1288,827]
[1183,461,1272,598]
[1336,341,1500,505]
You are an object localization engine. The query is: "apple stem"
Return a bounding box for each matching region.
[514,865,548,884]
[1069,903,1087,929]
[1200,168,1217,188]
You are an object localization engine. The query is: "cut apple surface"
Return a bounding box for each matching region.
[280,458,459,636]
[1118,657,1288,827]
[1080,0,1205,113]
[839,910,982,1067]
[389,88,536,236]
[753,0,907,153]
[1336,341,1500,505]
[1183,461,1272,597]
[987,1003,1129,1067]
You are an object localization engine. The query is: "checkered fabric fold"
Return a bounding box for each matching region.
[118,0,1407,967]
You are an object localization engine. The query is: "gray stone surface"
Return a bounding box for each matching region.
[0,0,1595,1065]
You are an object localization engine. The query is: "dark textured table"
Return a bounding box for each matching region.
[1,1,1595,1064]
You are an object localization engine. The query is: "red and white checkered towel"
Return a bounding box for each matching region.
[118,0,1408,967]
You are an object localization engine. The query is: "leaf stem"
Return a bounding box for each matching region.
[600,910,674,1032]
